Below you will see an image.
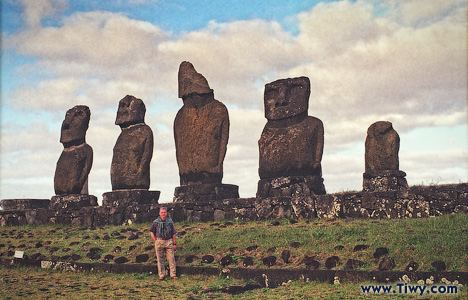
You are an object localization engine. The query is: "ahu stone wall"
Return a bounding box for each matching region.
[1,183,467,227]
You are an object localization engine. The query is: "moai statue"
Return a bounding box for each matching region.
[257,76,326,198]
[173,61,239,203]
[103,95,160,207]
[51,105,97,209]
[363,121,408,192]
[111,95,153,190]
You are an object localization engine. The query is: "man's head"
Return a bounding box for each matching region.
[115,95,146,127]
[264,76,310,120]
[60,105,91,145]
[159,207,168,220]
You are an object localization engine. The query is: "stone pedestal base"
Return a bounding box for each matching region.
[0,199,51,211]
[49,194,98,210]
[257,175,326,198]
[102,190,160,207]
[363,170,409,192]
[174,184,239,203]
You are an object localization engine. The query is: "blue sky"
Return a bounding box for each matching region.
[1,0,467,202]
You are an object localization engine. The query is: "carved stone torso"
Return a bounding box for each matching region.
[54,143,93,195]
[174,99,229,185]
[365,121,399,172]
[259,115,323,179]
[111,123,153,190]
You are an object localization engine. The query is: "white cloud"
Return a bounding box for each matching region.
[19,0,68,28]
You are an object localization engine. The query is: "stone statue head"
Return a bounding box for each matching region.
[264,76,310,120]
[178,61,213,99]
[115,95,146,127]
[60,105,90,145]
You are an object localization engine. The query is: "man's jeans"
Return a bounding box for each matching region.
[155,239,176,278]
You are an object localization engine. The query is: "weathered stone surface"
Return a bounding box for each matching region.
[257,176,325,198]
[0,199,50,211]
[363,121,408,192]
[173,184,238,203]
[49,195,98,210]
[54,105,93,195]
[174,61,230,186]
[378,256,396,271]
[102,190,159,207]
[111,95,153,190]
[258,77,325,197]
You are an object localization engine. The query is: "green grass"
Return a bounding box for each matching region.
[1,213,468,272]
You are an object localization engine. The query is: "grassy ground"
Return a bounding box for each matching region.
[1,213,468,299]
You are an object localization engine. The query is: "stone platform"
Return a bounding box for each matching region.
[257,175,326,198]
[102,190,160,207]
[174,184,239,203]
[49,194,98,210]
[0,199,51,211]
[363,170,409,192]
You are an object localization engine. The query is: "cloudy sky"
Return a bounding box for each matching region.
[1,0,467,204]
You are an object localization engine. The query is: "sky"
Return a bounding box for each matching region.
[1,0,467,204]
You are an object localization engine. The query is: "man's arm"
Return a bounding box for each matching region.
[151,231,156,242]
[172,234,176,250]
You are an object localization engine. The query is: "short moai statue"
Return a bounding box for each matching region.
[102,95,160,207]
[257,76,326,198]
[173,61,239,203]
[363,121,408,192]
[51,105,97,209]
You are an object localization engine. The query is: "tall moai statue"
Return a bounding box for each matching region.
[257,76,326,198]
[173,61,239,203]
[51,105,97,209]
[363,121,408,192]
[102,95,160,208]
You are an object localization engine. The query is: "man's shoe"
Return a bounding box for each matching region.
[171,276,178,280]
[159,277,165,281]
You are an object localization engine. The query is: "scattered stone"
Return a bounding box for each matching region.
[378,257,396,271]
[220,255,233,267]
[69,242,79,246]
[334,245,344,251]
[289,219,298,224]
[144,245,154,251]
[192,246,200,251]
[224,222,233,226]
[70,254,81,261]
[135,254,149,263]
[103,255,114,261]
[267,247,277,253]
[201,255,214,264]
[61,255,71,261]
[220,284,262,295]
[405,261,419,272]
[185,255,198,263]
[431,260,447,272]
[303,255,320,270]
[113,246,122,253]
[270,221,280,226]
[281,250,291,264]
[262,256,276,267]
[228,247,238,252]
[30,253,42,260]
[373,247,389,259]
[353,245,369,252]
[87,252,101,260]
[290,242,301,248]
[111,232,121,237]
[127,234,139,241]
[242,257,254,267]
[345,259,364,270]
[102,235,110,241]
[62,248,70,252]
[51,255,60,261]
[114,257,128,264]
[89,247,102,253]
[117,236,126,240]
[35,242,43,248]
[325,256,340,269]
[129,246,137,251]
[246,245,258,251]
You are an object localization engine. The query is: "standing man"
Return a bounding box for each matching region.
[149,207,177,280]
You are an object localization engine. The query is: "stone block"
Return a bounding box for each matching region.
[363,170,409,192]
[49,194,98,210]
[173,184,239,203]
[315,194,342,219]
[257,176,325,198]
[0,199,51,211]
[102,190,160,207]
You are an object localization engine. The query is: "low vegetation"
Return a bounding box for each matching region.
[1,213,467,299]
